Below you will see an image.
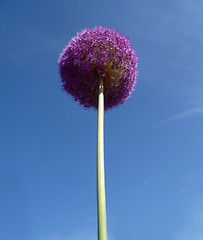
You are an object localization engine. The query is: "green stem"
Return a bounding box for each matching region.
[97,78,108,240]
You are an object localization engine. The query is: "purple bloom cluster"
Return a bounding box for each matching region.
[58,26,138,110]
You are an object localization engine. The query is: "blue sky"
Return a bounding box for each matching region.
[0,0,203,239]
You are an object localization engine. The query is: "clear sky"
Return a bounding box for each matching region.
[0,0,203,240]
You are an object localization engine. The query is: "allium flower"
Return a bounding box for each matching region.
[58,26,138,110]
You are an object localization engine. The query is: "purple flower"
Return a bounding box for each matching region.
[58,26,138,110]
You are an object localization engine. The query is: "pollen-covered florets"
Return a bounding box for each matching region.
[58,26,138,110]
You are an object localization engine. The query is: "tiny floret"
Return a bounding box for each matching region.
[58,26,138,110]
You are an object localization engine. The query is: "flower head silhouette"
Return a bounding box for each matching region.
[58,26,138,110]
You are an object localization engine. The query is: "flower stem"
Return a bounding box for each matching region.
[97,78,108,240]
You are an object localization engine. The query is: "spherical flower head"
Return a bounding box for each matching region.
[58,26,138,110]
